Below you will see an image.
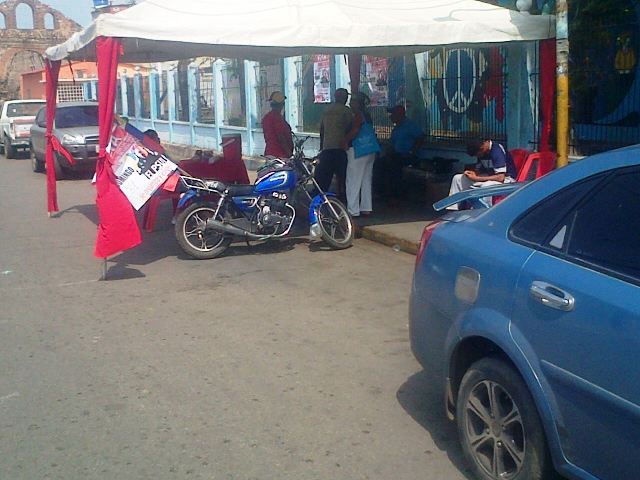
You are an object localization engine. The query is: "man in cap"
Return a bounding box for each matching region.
[377,105,424,202]
[315,87,353,198]
[262,91,294,159]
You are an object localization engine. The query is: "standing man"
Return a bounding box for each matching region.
[380,105,424,202]
[262,91,294,159]
[314,88,352,198]
[446,138,517,210]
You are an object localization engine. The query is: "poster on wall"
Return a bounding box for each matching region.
[363,56,389,107]
[313,54,331,103]
[108,125,177,210]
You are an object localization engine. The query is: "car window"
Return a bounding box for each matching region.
[6,102,45,117]
[35,108,46,128]
[55,105,99,128]
[510,174,603,246]
[565,170,640,280]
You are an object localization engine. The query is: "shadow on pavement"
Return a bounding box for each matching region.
[53,203,99,225]
[397,369,475,480]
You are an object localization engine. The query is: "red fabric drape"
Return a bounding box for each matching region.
[94,37,141,258]
[347,54,361,94]
[45,60,61,213]
[539,39,556,152]
[50,135,75,165]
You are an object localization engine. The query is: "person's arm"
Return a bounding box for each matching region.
[464,170,505,183]
[344,111,364,144]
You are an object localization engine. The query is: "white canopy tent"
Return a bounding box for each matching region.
[45,0,555,63]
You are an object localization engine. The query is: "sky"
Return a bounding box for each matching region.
[38,0,95,26]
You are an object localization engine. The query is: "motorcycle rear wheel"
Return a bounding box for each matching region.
[316,197,353,249]
[175,203,231,260]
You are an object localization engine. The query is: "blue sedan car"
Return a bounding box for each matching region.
[409,146,639,480]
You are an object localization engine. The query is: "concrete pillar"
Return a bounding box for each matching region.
[283,56,300,131]
[244,59,257,156]
[188,64,198,145]
[149,70,158,129]
[167,69,176,141]
[133,72,142,119]
[213,59,225,149]
[120,74,128,117]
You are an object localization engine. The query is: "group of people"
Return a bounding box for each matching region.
[261,88,516,215]
[261,88,424,217]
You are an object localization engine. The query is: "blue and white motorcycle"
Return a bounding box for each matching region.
[174,136,354,259]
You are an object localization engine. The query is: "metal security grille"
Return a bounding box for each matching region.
[364,56,405,140]
[421,46,508,145]
[254,60,283,127]
[196,66,214,124]
[157,71,169,121]
[569,1,640,155]
[57,83,84,103]
[174,66,190,122]
[221,59,246,127]
[140,76,150,118]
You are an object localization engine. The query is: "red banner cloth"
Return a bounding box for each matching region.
[49,135,75,166]
[539,39,556,152]
[94,37,141,258]
[44,60,61,213]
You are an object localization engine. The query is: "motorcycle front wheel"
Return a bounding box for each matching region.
[316,197,354,249]
[175,203,231,260]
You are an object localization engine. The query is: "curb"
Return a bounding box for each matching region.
[358,225,420,255]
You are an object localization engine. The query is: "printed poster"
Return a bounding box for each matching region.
[313,54,331,103]
[363,56,389,107]
[108,125,177,210]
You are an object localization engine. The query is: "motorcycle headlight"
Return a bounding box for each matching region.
[61,134,81,145]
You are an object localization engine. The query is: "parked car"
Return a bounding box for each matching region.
[0,99,46,158]
[30,101,99,178]
[410,146,639,480]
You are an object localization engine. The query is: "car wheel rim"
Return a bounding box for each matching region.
[465,380,525,479]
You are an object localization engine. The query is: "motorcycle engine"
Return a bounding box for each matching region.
[256,192,293,233]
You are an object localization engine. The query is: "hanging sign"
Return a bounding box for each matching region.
[363,56,389,107]
[313,54,331,103]
[108,125,177,210]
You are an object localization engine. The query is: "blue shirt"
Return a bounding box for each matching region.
[476,141,517,179]
[390,118,422,154]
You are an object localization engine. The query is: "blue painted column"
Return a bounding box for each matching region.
[149,70,158,129]
[133,71,142,120]
[506,43,534,150]
[244,60,257,156]
[167,69,176,143]
[188,64,198,145]
[120,74,128,117]
[213,60,224,149]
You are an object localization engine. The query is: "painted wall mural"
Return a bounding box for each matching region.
[570,0,640,151]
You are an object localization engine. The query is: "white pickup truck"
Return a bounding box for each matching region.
[0,99,46,158]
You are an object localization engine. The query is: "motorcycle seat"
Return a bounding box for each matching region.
[226,184,255,196]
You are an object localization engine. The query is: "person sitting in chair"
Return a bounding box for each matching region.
[446,138,517,210]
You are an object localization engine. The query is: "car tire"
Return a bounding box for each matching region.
[456,357,557,480]
[5,136,16,159]
[53,155,65,179]
[31,147,44,173]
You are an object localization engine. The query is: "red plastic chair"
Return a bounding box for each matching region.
[516,151,557,182]
[509,148,530,174]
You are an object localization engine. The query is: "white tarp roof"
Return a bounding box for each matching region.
[45,0,555,62]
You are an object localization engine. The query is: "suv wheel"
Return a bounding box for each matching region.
[456,357,556,480]
[31,147,44,172]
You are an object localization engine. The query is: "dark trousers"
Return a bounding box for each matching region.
[375,152,413,198]
[314,149,347,196]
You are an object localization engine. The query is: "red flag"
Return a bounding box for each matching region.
[44,60,61,213]
[94,37,141,258]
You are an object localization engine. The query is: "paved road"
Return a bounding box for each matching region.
[0,154,472,480]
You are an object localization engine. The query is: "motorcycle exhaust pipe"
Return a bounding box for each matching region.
[205,219,272,241]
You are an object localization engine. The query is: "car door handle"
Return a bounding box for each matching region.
[530,281,575,312]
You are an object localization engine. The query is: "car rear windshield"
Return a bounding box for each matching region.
[6,102,45,117]
[55,105,99,128]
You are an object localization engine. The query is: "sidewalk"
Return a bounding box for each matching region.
[353,197,441,255]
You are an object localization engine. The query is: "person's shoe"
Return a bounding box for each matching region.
[361,211,372,216]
